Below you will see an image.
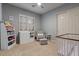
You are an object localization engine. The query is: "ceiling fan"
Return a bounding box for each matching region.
[32,3,44,8]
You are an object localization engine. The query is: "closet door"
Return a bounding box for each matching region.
[57,7,79,35]
[57,11,69,35]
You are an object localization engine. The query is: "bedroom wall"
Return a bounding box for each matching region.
[0,3,2,49]
[0,3,2,21]
[2,3,41,37]
[41,3,79,38]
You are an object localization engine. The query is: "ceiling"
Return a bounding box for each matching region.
[9,3,64,15]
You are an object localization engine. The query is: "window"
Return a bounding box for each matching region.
[19,14,34,31]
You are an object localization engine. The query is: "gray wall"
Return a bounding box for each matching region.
[41,13,57,37]
[0,3,2,21]
[41,3,79,37]
[0,3,2,49]
[2,3,41,37]
[3,3,79,39]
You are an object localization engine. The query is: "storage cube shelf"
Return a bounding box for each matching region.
[8,34,15,46]
[8,40,15,46]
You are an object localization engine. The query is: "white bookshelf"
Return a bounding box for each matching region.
[0,22,16,50]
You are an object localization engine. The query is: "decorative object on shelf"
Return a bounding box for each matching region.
[4,20,15,31]
[9,16,14,21]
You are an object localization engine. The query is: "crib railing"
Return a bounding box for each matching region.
[56,33,79,56]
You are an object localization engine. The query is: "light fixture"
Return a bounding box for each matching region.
[32,3,44,8]
[37,3,42,6]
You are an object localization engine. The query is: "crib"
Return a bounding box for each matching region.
[56,33,79,56]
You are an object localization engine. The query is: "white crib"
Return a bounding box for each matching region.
[56,33,79,56]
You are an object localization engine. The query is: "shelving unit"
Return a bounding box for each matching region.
[0,20,16,50]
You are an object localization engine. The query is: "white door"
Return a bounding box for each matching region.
[57,12,68,35]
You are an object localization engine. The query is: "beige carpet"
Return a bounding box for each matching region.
[0,40,57,56]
